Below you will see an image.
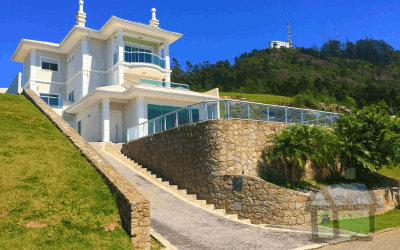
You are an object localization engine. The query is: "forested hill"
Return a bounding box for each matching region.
[171,38,400,114]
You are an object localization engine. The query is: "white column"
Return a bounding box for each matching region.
[82,38,89,97]
[164,40,171,86]
[102,98,110,142]
[117,29,124,85]
[30,49,36,92]
[136,97,147,137]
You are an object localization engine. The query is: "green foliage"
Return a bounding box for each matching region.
[262,125,338,188]
[334,101,400,174]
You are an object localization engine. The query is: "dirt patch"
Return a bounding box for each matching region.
[104,220,122,231]
[25,220,47,228]
[0,211,9,218]
[54,216,62,220]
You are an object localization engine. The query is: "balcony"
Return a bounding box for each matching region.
[140,78,189,90]
[122,51,166,69]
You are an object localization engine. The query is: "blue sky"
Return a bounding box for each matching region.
[1,0,400,88]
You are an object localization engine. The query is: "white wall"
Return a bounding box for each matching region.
[88,72,105,93]
[76,102,101,142]
[23,54,31,87]
[88,38,107,71]
[67,76,82,101]
[67,42,82,80]
[35,50,67,83]
[6,73,22,94]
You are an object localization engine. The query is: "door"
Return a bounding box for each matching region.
[110,111,122,143]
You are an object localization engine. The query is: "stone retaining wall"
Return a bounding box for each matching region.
[22,90,150,249]
[123,119,399,226]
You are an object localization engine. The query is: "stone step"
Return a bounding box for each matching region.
[194,200,207,206]
[155,177,163,183]
[182,194,197,201]
[239,219,252,224]
[201,204,215,210]
[225,214,238,220]
[175,189,187,195]
[213,209,226,216]
[169,185,178,190]
[161,181,170,186]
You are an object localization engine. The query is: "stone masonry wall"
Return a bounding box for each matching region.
[22,90,150,250]
[123,119,399,226]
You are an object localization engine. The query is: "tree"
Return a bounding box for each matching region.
[334,102,400,175]
[262,125,338,188]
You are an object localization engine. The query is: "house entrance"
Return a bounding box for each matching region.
[110,110,122,143]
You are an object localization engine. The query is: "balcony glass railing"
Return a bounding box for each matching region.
[127,100,340,142]
[140,78,190,90]
[40,94,63,108]
[124,52,165,69]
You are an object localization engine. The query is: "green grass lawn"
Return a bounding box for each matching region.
[0,93,162,249]
[219,92,294,104]
[318,206,400,235]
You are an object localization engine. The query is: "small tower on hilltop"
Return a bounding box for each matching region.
[76,0,86,27]
[286,13,293,48]
[322,25,325,45]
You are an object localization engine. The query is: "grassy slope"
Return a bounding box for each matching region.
[0,94,133,249]
[219,92,294,104]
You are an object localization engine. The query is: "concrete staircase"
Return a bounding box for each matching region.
[104,142,252,224]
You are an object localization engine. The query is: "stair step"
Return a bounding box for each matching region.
[175,189,187,195]
[225,214,238,220]
[194,200,207,206]
[213,209,226,216]
[201,204,215,210]
[169,185,178,190]
[239,219,252,224]
[182,194,197,201]
[161,181,170,186]
[155,177,163,183]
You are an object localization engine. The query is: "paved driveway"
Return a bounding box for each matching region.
[316,228,400,250]
[90,143,353,250]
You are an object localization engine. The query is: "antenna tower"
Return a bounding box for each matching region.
[335,25,338,41]
[287,12,293,48]
[322,25,325,45]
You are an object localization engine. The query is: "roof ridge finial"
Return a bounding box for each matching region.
[76,0,87,27]
[149,8,159,28]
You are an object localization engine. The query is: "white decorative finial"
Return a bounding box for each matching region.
[79,0,84,13]
[76,0,87,27]
[149,8,159,27]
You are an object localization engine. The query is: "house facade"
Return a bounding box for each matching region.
[11,1,220,143]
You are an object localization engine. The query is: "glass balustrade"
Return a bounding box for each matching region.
[124,52,165,69]
[127,100,340,142]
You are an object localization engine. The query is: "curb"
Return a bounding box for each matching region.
[150,228,177,250]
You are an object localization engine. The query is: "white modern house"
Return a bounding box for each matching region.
[11,1,220,143]
[269,41,290,49]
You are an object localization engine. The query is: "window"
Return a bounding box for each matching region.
[41,57,59,72]
[77,120,82,135]
[68,91,75,102]
[40,93,61,107]
[67,53,74,66]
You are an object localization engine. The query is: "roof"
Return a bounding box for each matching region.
[12,16,183,62]
[64,84,220,114]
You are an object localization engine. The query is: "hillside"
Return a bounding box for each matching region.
[0,94,133,249]
[171,38,400,114]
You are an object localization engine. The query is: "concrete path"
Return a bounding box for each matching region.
[89,143,355,250]
[316,227,400,250]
